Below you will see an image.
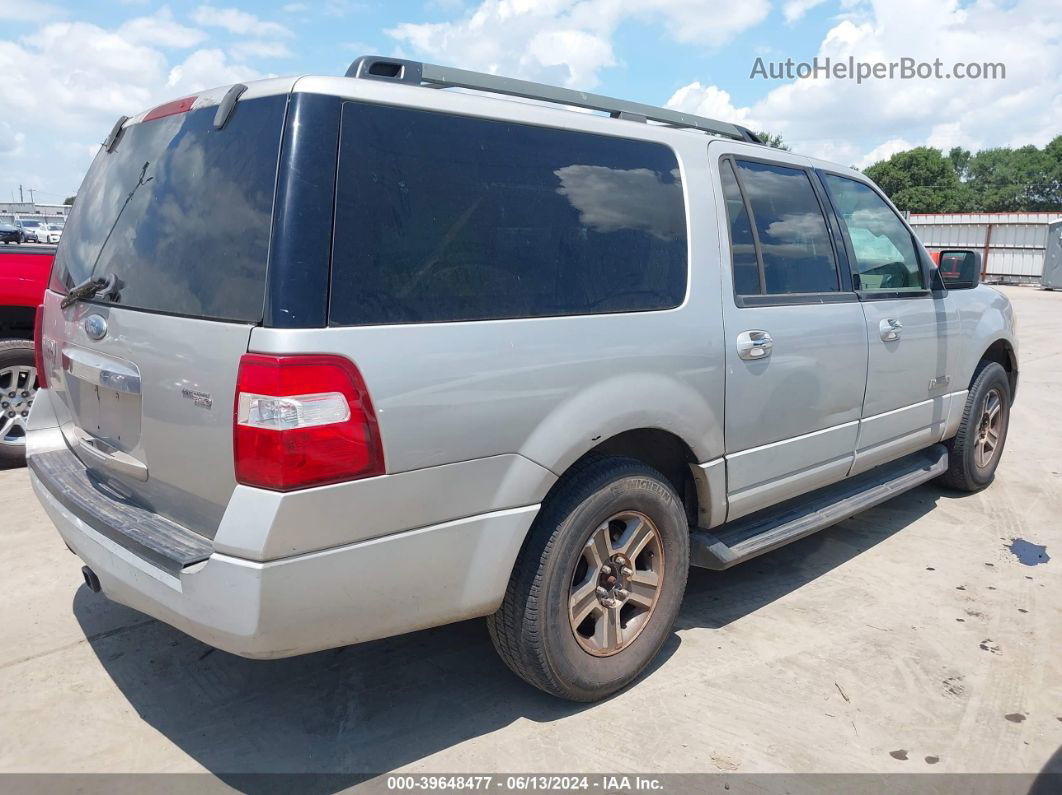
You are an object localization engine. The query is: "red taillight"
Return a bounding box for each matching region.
[33,304,47,389]
[143,96,197,122]
[233,354,384,491]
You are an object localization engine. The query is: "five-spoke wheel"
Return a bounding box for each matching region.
[568,511,664,656]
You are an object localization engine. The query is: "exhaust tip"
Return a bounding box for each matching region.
[81,566,101,593]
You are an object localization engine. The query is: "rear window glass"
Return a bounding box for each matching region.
[330,102,688,325]
[53,95,286,322]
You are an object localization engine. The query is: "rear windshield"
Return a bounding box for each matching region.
[53,95,286,322]
[330,102,688,325]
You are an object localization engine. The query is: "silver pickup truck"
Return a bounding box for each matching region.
[27,57,1017,702]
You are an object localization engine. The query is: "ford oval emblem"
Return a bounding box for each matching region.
[83,314,108,341]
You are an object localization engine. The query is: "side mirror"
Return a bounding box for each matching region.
[936,249,981,290]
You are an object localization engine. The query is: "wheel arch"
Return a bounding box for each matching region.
[537,427,721,532]
[976,337,1018,402]
[518,372,724,532]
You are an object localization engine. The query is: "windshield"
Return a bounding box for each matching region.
[53,94,287,322]
[22,220,42,227]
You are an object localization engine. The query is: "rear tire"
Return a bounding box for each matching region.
[939,361,1011,492]
[0,340,38,467]
[487,457,689,701]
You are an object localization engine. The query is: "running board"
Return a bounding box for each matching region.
[690,444,948,570]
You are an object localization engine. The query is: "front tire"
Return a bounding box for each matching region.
[488,457,689,701]
[939,361,1011,492]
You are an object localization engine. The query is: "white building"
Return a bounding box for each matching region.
[0,202,71,226]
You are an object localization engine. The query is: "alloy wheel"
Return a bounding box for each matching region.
[0,364,38,446]
[568,511,665,657]
[975,388,1004,470]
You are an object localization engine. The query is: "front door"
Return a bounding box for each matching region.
[712,146,869,521]
[819,173,958,475]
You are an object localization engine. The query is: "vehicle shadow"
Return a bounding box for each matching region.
[680,483,942,630]
[74,484,943,793]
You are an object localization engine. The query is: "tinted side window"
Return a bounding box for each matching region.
[719,159,760,295]
[824,174,923,291]
[330,103,688,325]
[735,160,839,294]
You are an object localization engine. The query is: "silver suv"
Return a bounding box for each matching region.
[27,57,1018,702]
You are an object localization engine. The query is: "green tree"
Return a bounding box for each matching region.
[863,147,968,212]
[967,140,1061,211]
[755,131,791,151]
[862,137,1062,213]
[947,146,972,181]
[63,196,75,206]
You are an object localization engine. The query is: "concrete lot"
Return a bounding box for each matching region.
[0,285,1059,786]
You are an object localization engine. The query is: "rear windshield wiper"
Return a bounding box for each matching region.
[60,272,121,309]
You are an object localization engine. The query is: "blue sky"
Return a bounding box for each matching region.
[0,0,1058,203]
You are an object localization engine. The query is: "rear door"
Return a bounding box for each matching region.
[819,173,959,475]
[711,145,869,521]
[40,92,289,538]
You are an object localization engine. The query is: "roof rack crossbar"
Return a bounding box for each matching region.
[345,55,761,144]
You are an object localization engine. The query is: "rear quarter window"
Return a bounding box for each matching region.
[329,103,688,325]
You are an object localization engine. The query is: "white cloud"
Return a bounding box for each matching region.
[0,0,65,21]
[668,0,1062,166]
[388,0,769,89]
[0,21,168,126]
[0,121,26,155]
[230,40,294,59]
[783,0,828,23]
[854,137,915,169]
[166,48,264,94]
[0,12,269,198]
[190,5,292,38]
[666,82,758,129]
[118,7,206,48]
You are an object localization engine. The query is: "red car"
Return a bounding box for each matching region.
[0,245,53,464]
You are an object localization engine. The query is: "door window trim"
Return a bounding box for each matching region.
[717,154,857,308]
[815,168,933,302]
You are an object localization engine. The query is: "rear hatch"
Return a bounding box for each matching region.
[41,91,289,539]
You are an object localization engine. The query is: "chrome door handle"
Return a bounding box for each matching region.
[880,318,903,341]
[736,330,774,360]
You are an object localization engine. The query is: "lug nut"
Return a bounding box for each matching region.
[20,391,28,397]
[7,411,13,418]
[600,564,612,574]
[621,566,634,577]
[606,575,617,585]
[615,588,629,600]
[21,411,28,417]
[595,586,609,599]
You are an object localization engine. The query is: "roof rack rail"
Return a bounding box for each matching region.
[344,55,762,145]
